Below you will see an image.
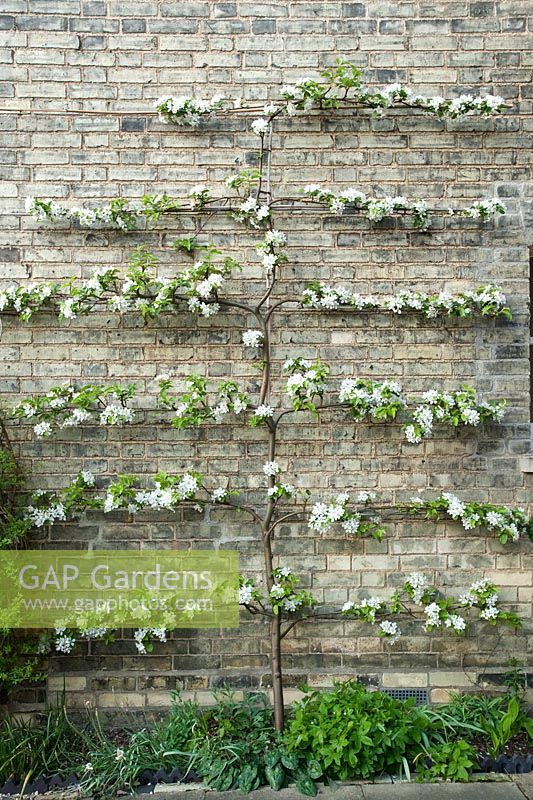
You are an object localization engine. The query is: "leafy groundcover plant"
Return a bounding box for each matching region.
[0,681,531,796]
[283,681,432,782]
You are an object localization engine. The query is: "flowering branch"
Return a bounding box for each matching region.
[302,185,506,231]
[238,570,520,647]
[26,195,182,231]
[340,574,521,645]
[25,191,507,233]
[11,383,136,438]
[158,374,249,428]
[10,375,506,450]
[307,490,532,545]
[155,93,225,126]
[406,492,532,544]
[302,282,511,320]
[404,387,506,444]
[155,60,506,126]
[0,244,242,321]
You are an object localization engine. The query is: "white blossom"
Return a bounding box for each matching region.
[424,602,442,630]
[405,572,429,604]
[254,404,274,419]
[251,118,270,136]
[263,461,280,476]
[379,620,401,644]
[34,421,53,438]
[445,614,466,632]
[242,329,264,348]
[239,584,254,604]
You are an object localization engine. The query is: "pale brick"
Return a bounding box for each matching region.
[429,671,478,687]
[382,672,428,688]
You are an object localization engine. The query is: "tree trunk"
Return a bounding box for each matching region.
[270,612,284,731]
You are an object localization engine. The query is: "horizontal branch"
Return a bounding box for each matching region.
[0,102,513,118]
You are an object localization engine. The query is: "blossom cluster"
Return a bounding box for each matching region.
[133,627,168,655]
[267,482,297,502]
[24,470,205,527]
[278,61,506,119]
[399,573,467,632]
[239,570,316,615]
[354,84,506,118]
[449,198,507,221]
[40,625,169,657]
[409,493,532,544]
[341,596,386,622]
[341,572,519,645]
[404,387,506,445]
[116,244,237,320]
[158,374,249,429]
[458,579,520,626]
[268,567,315,615]
[303,185,506,230]
[0,281,61,322]
[155,62,506,128]
[341,596,401,644]
[0,265,119,321]
[303,185,431,229]
[11,382,136,438]
[308,491,384,540]
[230,195,270,228]
[255,229,287,277]
[25,195,178,231]
[0,245,242,323]
[25,470,98,528]
[242,329,264,349]
[250,404,275,426]
[283,357,329,413]
[339,378,406,422]
[238,577,262,606]
[155,94,225,126]
[188,184,212,210]
[102,471,201,514]
[301,282,511,320]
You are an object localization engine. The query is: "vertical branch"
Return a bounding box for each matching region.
[262,420,285,730]
[258,113,288,730]
[252,115,286,727]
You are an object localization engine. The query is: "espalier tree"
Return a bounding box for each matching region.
[3,61,531,730]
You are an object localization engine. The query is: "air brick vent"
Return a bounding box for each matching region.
[383,688,429,705]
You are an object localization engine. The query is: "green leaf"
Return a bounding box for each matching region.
[238,763,257,793]
[265,764,285,791]
[307,760,323,780]
[295,776,318,796]
[281,752,299,770]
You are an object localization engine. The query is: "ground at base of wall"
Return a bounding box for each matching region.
[3,775,533,800]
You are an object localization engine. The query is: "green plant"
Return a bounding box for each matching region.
[428,688,533,759]
[182,691,279,793]
[416,739,477,782]
[0,443,31,550]
[503,658,528,699]
[0,703,91,784]
[167,691,320,795]
[81,692,199,797]
[427,692,506,739]
[283,681,431,781]
[0,630,44,702]
[485,696,533,758]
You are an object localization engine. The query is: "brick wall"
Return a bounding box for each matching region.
[0,1,532,712]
